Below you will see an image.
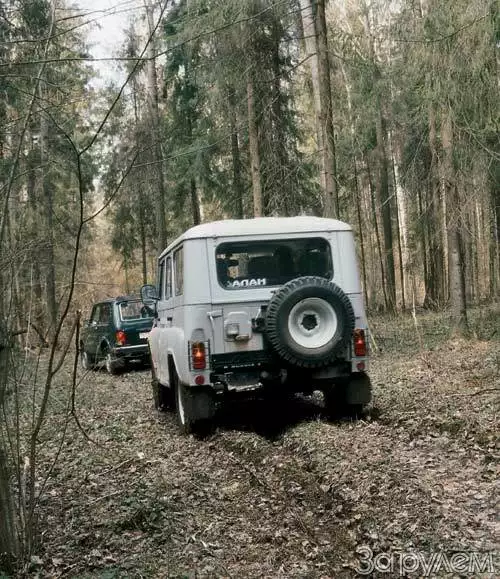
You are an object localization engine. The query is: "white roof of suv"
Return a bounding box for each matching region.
[161,217,351,257]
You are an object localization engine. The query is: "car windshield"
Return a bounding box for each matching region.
[216,238,332,289]
[118,300,152,321]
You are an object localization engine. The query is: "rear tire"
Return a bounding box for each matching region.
[104,350,122,375]
[80,348,94,371]
[174,373,194,434]
[323,382,364,419]
[152,364,172,410]
[172,367,214,435]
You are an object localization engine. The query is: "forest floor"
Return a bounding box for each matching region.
[23,307,500,577]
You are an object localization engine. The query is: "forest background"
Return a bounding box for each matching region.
[0,0,498,571]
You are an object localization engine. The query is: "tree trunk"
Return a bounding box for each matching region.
[132,70,147,285]
[417,187,429,300]
[26,138,44,330]
[0,444,16,573]
[247,77,262,217]
[366,154,388,309]
[340,61,367,305]
[0,71,16,559]
[441,112,468,332]
[299,0,324,175]
[315,0,339,218]
[488,135,500,298]
[139,204,147,285]
[228,91,244,219]
[393,177,406,311]
[300,0,338,217]
[39,82,57,339]
[271,18,289,216]
[424,105,446,308]
[124,253,130,294]
[190,178,201,225]
[353,159,368,308]
[0,323,17,572]
[145,0,167,252]
[475,199,485,300]
[389,131,408,310]
[375,108,396,311]
[465,207,477,303]
[363,4,394,309]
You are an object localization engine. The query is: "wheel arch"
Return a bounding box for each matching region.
[99,338,112,356]
[167,334,189,384]
[167,352,181,386]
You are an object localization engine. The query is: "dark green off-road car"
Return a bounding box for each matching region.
[80,296,153,374]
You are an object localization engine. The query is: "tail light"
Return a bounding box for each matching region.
[116,330,126,346]
[190,341,207,370]
[353,329,367,357]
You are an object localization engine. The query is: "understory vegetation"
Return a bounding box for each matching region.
[7,306,500,577]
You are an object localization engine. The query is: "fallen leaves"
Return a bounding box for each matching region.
[17,317,500,578]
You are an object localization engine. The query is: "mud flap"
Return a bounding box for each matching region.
[188,388,216,421]
[345,372,372,405]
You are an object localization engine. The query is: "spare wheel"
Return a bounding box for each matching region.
[265,276,355,368]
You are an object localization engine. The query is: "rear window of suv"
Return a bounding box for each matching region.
[118,300,152,321]
[216,238,332,289]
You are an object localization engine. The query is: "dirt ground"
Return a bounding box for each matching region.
[26,310,499,577]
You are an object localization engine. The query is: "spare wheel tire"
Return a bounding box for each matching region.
[265,276,355,368]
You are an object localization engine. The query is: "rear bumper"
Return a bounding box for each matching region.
[112,344,149,360]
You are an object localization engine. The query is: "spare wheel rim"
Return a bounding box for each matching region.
[288,297,337,349]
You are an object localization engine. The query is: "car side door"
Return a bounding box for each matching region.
[85,304,101,358]
[149,259,165,384]
[98,302,113,355]
[157,255,174,386]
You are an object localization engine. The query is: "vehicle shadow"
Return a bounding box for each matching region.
[95,362,150,375]
[214,394,367,441]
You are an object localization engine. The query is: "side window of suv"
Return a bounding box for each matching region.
[158,260,165,299]
[90,305,101,323]
[165,256,172,299]
[100,303,111,324]
[173,248,183,296]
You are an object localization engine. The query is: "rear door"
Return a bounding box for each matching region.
[116,300,153,345]
[214,237,333,354]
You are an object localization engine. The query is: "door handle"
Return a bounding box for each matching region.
[207,310,222,318]
[167,317,173,322]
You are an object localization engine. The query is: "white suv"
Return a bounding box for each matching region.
[141,217,371,433]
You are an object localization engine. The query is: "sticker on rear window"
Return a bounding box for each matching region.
[230,278,267,288]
